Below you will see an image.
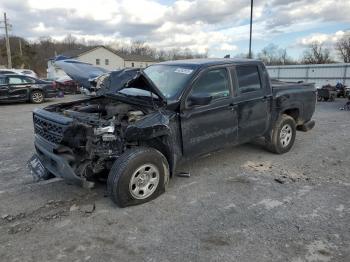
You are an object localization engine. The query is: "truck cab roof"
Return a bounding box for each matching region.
[158,58,263,69]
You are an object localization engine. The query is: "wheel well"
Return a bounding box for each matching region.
[283,108,299,122]
[30,89,45,97]
[31,89,44,94]
[140,137,173,176]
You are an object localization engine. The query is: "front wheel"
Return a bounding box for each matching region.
[107,147,169,207]
[266,114,296,154]
[30,90,44,104]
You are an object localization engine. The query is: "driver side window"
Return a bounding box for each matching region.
[8,77,23,84]
[190,68,230,102]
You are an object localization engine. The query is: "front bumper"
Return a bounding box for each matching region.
[33,135,81,183]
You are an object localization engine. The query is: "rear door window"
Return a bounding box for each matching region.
[236,65,261,93]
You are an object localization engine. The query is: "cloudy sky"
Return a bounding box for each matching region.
[1,0,349,59]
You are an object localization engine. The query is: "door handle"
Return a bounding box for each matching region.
[228,104,236,110]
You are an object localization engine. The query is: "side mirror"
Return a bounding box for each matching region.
[188,95,212,106]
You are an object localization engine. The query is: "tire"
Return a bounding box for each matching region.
[317,95,322,102]
[266,114,296,154]
[107,147,169,207]
[30,90,44,104]
[41,171,55,181]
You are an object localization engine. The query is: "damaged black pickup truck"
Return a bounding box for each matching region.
[29,59,316,207]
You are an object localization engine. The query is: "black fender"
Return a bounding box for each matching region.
[125,111,181,176]
[125,111,171,141]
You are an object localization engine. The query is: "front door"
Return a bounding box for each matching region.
[181,67,238,157]
[7,76,30,100]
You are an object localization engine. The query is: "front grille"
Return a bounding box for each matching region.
[33,114,67,144]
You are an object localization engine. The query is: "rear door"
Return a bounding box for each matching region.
[232,64,271,142]
[7,76,30,100]
[0,77,9,100]
[180,67,238,157]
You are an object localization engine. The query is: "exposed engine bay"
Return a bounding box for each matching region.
[44,97,155,181]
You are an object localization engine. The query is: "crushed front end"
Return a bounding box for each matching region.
[30,97,153,184]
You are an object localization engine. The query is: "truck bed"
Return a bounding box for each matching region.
[271,79,315,91]
[270,79,316,125]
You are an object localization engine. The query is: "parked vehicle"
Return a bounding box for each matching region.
[0,69,38,78]
[55,76,80,94]
[0,74,57,104]
[28,59,316,207]
[335,83,349,98]
[317,85,337,102]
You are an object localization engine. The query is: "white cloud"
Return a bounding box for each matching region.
[28,0,118,20]
[1,0,350,56]
[217,43,238,51]
[33,22,54,33]
[297,31,346,46]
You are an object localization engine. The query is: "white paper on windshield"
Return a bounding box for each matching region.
[174,68,193,74]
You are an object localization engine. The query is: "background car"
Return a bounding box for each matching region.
[0,69,38,78]
[54,75,80,94]
[0,74,57,104]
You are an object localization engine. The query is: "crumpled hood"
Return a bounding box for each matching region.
[54,59,166,102]
[55,59,108,88]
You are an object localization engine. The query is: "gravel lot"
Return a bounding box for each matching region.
[0,95,349,262]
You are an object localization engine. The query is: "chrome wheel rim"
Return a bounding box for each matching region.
[280,124,292,147]
[32,92,43,103]
[129,164,160,199]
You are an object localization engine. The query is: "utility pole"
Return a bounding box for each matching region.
[248,0,253,59]
[2,13,12,68]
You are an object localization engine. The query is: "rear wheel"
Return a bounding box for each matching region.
[107,147,169,207]
[30,90,44,104]
[266,114,296,154]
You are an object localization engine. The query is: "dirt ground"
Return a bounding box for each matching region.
[0,95,349,262]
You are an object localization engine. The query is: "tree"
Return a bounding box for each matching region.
[302,42,333,64]
[129,40,155,57]
[63,34,78,48]
[335,32,350,63]
[0,36,35,69]
[257,44,294,65]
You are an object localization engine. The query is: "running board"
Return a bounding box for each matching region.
[297,120,315,132]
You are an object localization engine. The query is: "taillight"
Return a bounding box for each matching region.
[52,81,57,89]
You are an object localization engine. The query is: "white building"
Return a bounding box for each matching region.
[267,63,350,88]
[47,46,157,79]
